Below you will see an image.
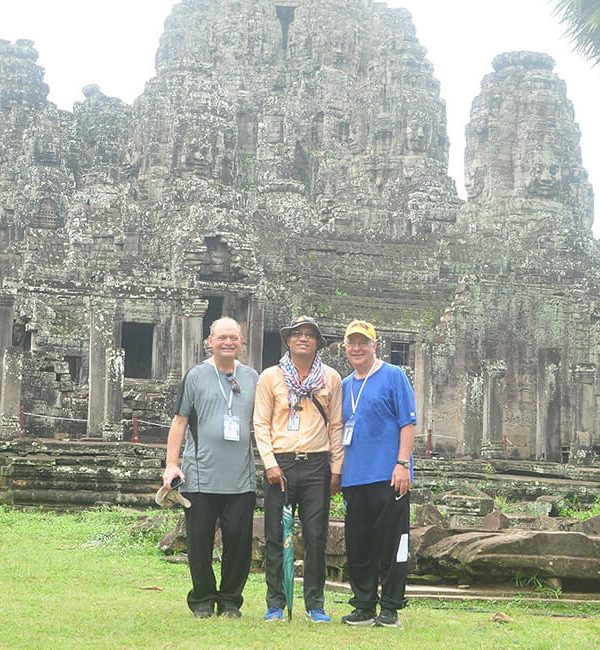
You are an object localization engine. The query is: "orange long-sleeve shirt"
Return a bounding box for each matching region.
[253,364,344,474]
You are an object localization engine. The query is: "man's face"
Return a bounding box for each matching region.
[208,321,243,361]
[287,326,319,359]
[344,333,377,369]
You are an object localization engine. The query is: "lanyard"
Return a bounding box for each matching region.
[350,360,377,417]
[213,364,237,416]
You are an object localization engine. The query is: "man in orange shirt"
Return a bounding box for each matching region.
[254,316,343,623]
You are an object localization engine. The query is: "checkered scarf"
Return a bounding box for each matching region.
[279,351,325,408]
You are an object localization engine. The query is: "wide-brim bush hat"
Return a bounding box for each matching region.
[280,315,328,350]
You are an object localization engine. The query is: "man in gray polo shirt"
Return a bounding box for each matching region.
[162,317,258,619]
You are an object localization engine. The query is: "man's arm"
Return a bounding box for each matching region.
[162,414,189,487]
[390,423,415,495]
[253,371,285,491]
[327,372,344,495]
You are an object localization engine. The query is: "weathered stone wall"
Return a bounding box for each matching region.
[2,439,598,509]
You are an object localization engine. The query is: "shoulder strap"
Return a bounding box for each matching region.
[310,395,328,427]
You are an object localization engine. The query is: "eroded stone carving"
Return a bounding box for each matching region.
[0,3,597,471]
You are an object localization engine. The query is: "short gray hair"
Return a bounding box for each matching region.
[209,317,242,336]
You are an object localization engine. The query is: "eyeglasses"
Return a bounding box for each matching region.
[226,375,241,394]
[290,330,317,339]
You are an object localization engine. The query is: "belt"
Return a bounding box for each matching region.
[275,451,328,462]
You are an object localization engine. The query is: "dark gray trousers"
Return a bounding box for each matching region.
[184,491,256,613]
[264,453,330,611]
[343,482,410,611]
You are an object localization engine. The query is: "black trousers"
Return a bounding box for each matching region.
[343,482,410,611]
[264,453,330,611]
[184,491,256,613]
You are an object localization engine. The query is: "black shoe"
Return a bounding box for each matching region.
[193,603,214,619]
[218,605,242,618]
[341,608,376,626]
[373,608,398,627]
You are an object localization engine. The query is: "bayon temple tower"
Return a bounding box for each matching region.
[0,0,598,465]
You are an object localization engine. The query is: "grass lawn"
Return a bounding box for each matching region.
[0,506,598,649]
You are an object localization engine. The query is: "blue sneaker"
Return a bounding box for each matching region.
[264,607,284,622]
[306,608,331,623]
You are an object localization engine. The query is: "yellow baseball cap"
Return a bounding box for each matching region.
[344,319,377,341]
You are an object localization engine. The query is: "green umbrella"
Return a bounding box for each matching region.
[281,477,295,621]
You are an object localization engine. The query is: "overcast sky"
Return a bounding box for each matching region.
[1,0,598,235]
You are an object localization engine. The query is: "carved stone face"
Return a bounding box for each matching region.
[405,113,432,155]
[465,166,485,199]
[525,159,561,199]
[184,139,213,176]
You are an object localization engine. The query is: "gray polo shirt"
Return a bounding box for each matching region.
[176,361,258,494]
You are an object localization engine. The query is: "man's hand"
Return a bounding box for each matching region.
[163,464,185,488]
[330,473,341,496]
[266,465,285,492]
[390,464,411,496]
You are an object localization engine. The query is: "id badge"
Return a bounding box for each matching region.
[342,419,355,446]
[223,415,241,441]
[288,413,300,431]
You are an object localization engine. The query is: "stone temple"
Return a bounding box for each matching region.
[0,0,598,464]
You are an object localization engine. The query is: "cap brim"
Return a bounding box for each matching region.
[172,491,191,508]
[344,327,376,341]
[155,485,191,509]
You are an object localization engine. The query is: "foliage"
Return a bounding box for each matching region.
[329,492,345,519]
[559,493,600,520]
[552,0,600,64]
[418,309,440,328]
[514,571,562,598]
[429,480,450,495]
[494,495,511,512]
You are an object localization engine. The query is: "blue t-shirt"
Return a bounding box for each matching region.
[341,362,416,488]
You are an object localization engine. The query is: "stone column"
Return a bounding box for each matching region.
[103,348,124,441]
[481,360,506,459]
[167,303,182,384]
[413,342,431,452]
[246,298,265,372]
[0,295,15,410]
[87,301,120,438]
[570,364,596,464]
[0,347,23,440]
[463,372,484,456]
[150,321,163,380]
[234,297,250,365]
[181,299,208,376]
[536,348,561,461]
[87,304,107,437]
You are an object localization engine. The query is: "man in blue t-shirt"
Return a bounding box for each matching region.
[340,319,416,628]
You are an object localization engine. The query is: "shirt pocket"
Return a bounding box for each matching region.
[314,386,332,409]
[273,381,291,410]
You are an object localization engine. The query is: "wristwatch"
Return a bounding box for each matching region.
[396,460,410,469]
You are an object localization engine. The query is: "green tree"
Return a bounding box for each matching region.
[552,0,600,64]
